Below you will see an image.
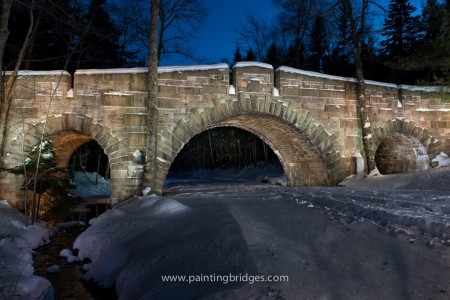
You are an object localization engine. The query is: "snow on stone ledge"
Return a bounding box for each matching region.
[18,70,69,76]
[276,66,400,88]
[104,91,132,96]
[76,67,147,75]
[158,63,229,73]
[5,70,70,77]
[416,107,450,112]
[398,84,448,93]
[233,61,273,69]
[276,66,356,82]
[76,64,229,75]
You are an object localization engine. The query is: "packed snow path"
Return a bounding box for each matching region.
[74,168,450,299]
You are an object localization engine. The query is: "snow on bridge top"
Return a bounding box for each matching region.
[74,63,229,76]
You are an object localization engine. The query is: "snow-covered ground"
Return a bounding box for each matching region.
[73,166,450,299]
[0,170,108,300]
[2,166,450,299]
[164,162,286,190]
[0,201,53,300]
[70,171,110,199]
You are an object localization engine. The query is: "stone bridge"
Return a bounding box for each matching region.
[1,62,449,206]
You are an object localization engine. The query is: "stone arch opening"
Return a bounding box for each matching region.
[4,113,135,207]
[372,118,439,175]
[45,131,111,219]
[158,112,336,193]
[165,126,284,189]
[375,133,430,174]
[68,140,110,181]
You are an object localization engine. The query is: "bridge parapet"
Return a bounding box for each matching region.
[232,62,274,94]
[6,70,72,120]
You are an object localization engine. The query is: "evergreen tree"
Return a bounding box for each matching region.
[308,12,327,72]
[4,139,75,223]
[380,0,421,59]
[283,38,306,69]
[233,46,243,65]
[245,49,256,61]
[24,1,81,71]
[418,0,450,83]
[328,2,353,77]
[394,0,450,84]
[422,0,446,42]
[3,0,134,73]
[264,43,281,69]
[74,0,129,70]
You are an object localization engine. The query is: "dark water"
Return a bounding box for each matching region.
[33,226,116,300]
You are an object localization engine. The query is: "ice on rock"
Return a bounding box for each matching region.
[150,198,190,216]
[432,152,450,167]
[46,265,60,273]
[133,150,142,164]
[142,186,152,196]
[59,248,73,258]
[67,255,81,263]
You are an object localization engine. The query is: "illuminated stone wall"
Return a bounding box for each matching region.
[1,63,449,206]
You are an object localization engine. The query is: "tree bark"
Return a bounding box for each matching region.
[341,0,376,173]
[144,0,160,192]
[353,47,376,173]
[1,0,37,167]
[0,0,13,167]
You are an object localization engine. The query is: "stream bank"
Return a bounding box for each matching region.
[33,225,116,299]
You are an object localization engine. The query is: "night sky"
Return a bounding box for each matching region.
[159,0,425,67]
[159,0,275,66]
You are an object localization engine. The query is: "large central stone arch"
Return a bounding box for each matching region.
[6,113,133,204]
[154,97,347,193]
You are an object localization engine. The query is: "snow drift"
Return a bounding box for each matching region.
[0,200,53,299]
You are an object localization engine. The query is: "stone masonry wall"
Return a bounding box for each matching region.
[1,63,449,206]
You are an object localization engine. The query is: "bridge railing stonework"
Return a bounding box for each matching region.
[1,63,449,206]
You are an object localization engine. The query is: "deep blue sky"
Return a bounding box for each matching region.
[159,0,275,66]
[159,0,426,67]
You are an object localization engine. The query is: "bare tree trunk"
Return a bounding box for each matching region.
[208,130,215,168]
[0,0,13,167]
[0,0,37,168]
[144,0,160,192]
[23,9,42,70]
[353,47,376,172]
[341,0,376,173]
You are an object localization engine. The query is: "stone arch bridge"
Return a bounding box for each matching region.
[1,62,449,206]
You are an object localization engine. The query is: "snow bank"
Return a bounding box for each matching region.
[432,152,450,167]
[0,200,53,299]
[74,195,253,299]
[75,196,190,265]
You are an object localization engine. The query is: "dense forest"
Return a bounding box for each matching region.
[170,127,279,172]
[2,0,449,85]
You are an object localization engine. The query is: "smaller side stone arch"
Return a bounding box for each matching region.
[372,118,440,159]
[6,113,135,204]
[372,118,440,173]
